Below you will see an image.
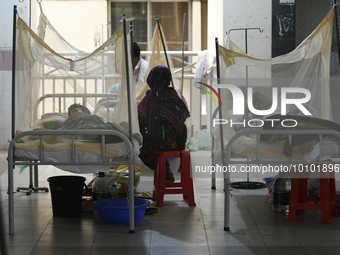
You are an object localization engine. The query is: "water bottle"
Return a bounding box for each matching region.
[92,172,111,201]
[111,184,118,198]
[272,176,291,213]
[106,167,119,198]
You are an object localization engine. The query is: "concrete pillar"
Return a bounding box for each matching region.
[192,0,202,51]
[207,0,224,50]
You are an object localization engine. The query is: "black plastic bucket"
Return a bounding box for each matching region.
[47,176,87,217]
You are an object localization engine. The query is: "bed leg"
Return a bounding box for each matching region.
[211,169,216,190]
[34,164,38,187]
[128,158,135,233]
[16,162,48,195]
[8,149,14,235]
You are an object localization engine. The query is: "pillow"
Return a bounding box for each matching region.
[41,113,68,130]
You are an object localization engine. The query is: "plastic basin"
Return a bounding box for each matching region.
[93,198,150,225]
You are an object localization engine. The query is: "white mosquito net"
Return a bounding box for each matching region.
[136,23,178,100]
[212,8,335,164]
[218,8,334,121]
[15,9,139,137]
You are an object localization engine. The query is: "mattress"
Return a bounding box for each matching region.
[14,134,141,173]
[212,125,340,165]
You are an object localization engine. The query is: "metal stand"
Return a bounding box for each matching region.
[334,0,340,67]
[12,6,48,196]
[230,180,266,189]
[228,28,266,190]
[180,13,186,99]
[16,163,49,195]
[215,38,230,231]
[122,15,135,234]
[156,17,174,88]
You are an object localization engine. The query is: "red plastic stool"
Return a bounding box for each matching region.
[287,163,338,224]
[152,151,196,207]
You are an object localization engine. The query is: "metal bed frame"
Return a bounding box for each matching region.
[9,14,137,235]
[16,92,128,196]
[213,127,340,231]
[8,129,135,235]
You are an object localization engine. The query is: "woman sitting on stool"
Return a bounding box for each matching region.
[138,65,189,183]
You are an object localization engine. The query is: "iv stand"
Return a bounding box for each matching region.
[228,28,263,88]
[228,27,267,190]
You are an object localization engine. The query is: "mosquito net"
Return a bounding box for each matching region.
[15,9,139,137]
[218,8,334,121]
[212,8,335,164]
[135,23,177,100]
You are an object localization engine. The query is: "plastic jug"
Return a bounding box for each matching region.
[92,172,111,201]
[106,167,118,187]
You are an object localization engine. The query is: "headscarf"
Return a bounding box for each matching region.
[138,65,189,169]
[138,65,189,131]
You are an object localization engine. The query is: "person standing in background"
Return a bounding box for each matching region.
[109,42,149,96]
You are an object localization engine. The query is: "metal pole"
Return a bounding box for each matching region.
[228,28,263,88]
[334,0,340,67]
[226,28,266,190]
[245,29,248,88]
[215,38,230,231]
[122,15,135,234]
[29,0,31,27]
[228,28,263,54]
[12,5,17,140]
[180,13,186,98]
[130,21,134,69]
[9,5,18,237]
[156,17,174,88]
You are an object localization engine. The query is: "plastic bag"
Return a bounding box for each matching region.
[115,165,141,196]
[194,129,212,150]
[187,137,199,151]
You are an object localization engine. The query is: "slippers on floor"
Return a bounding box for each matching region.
[145,206,158,215]
[135,191,153,199]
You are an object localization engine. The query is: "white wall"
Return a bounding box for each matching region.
[196,0,272,133]
[0,68,11,150]
[207,0,224,51]
[1,2,29,47]
[0,1,107,149]
[32,0,108,51]
[0,2,29,149]
[223,0,272,59]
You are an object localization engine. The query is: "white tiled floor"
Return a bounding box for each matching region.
[1,150,340,255]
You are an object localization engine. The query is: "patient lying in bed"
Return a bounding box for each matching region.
[27,104,131,144]
[59,104,131,144]
[61,103,105,128]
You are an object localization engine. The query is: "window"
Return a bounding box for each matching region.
[151,2,189,51]
[111,2,148,50]
[110,1,189,52]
